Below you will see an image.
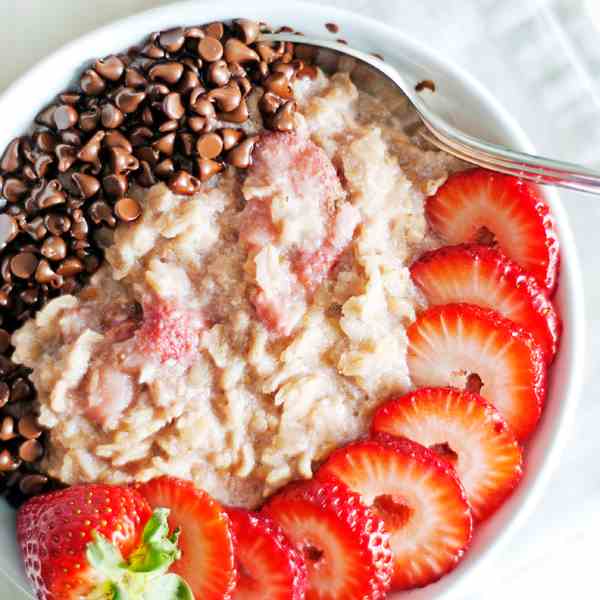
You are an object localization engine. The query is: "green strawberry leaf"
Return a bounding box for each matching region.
[142,574,194,600]
[86,532,128,581]
[85,507,194,600]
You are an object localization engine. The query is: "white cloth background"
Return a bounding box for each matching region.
[0,1,598,598]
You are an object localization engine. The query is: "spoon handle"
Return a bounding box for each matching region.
[419,117,600,195]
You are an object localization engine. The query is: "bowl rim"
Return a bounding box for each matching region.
[0,2,585,599]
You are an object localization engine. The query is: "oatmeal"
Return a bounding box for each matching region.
[11,71,463,508]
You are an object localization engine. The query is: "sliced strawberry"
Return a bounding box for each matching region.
[407,303,546,440]
[318,435,473,590]
[136,476,236,600]
[426,169,559,292]
[410,243,561,362]
[227,508,307,600]
[262,479,393,600]
[372,387,523,521]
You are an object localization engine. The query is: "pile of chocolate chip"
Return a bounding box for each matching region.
[0,18,311,506]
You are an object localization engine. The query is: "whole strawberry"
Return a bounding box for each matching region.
[17,483,194,600]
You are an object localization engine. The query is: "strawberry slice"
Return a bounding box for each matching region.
[262,479,393,600]
[136,476,236,600]
[372,387,523,521]
[318,435,473,591]
[410,243,561,362]
[407,303,546,440]
[227,508,307,600]
[426,169,559,292]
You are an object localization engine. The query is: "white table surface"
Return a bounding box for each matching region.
[1,1,598,599]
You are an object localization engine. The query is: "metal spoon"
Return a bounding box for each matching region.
[262,33,600,195]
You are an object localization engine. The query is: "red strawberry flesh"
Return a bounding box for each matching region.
[410,243,561,362]
[227,507,307,600]
[426,168,559,292]
[318,435,472,590]
[17,484,151,600]
[136,476,236,600]
[262,479,393,600]
[407,303,546,440]
[373,387,523,521]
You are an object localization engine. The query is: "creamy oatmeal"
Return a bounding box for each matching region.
[11,71,462,508]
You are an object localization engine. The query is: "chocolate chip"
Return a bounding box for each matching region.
[168,170,202,195]
[109,147,139,174]
[235,19,260,45]
[10,253,38,279]
[0,382,9,407]
[11,378,31,402]
[80,69,106,96]
[188,116,208,133]
[130,127,154,147]
[219,127,244,151]
[271,100,297,132]
[190,95,216,119]
[196,132,223,159]
[197,158,223,182]
[260,91,284,115]
[54,105,79,130]
[198,37,223,62]
[3,178,28,203]
[204,22,224,39]
[219,99,249,124]
[134,161,153,187]
[40,236,67,261]
[89,201,116,227]
[159,120,178,133]
[104,130,133,153]
[56,256,84,277]
[185,26,205,39]
[154,159,175,179]
[19,439,43,463]
[159,27,185,53]
[55,144,78,172]
[125,67,148,88]
[0,329,10,353]
[115,197,142,222]
[17,414,42,440]
[19,474,48,495]
[208,60,231,87]
[162,92,185,120]
[0,139,21,173]
[236,76,252,98]
[226,135,258,168]
[208,80,241,112]
[0,416,16,441]
[179,132,195,156]
[79,108,101,132]
[103,173,128,197]
[34,131,58,153]
[135,145,159,166]
[45,213,71,236]
[35,105,56,128]
[142,43,165,59]
[101,103,124,129]
[63,91,83,105]
[146,83,170,99]
[72,172,100,199]
[114,87,146,113]
[177,70,201,95]
[149,61,184,84]
[264,72,294,99]
[94,55,124,81]
[0,449,19,472]
[35,259,63,287]
[224,39,259,64]
[36,180,66,209]
[152,132,176,156]
[77,131,105,167]
[325,22,340,33]
[61,129,83,147]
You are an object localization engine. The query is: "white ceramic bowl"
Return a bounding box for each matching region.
[0,2,584,599]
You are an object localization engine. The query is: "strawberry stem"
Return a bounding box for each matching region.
[85,508,194,600]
